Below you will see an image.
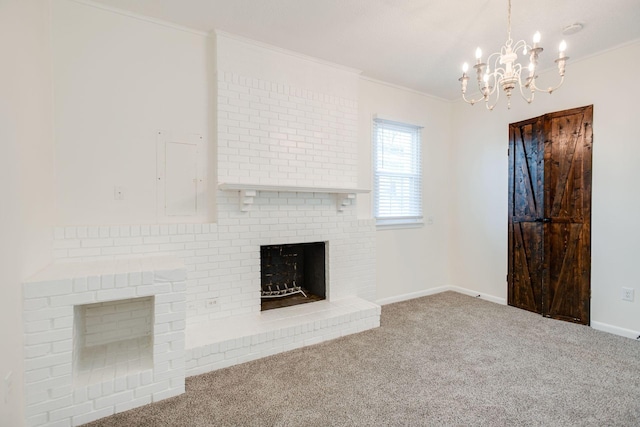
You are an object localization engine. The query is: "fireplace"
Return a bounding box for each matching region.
[260,242,326,311]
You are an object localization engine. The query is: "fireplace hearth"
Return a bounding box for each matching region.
[260,242,326,311]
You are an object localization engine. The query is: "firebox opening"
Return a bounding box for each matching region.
[260,242,326,311]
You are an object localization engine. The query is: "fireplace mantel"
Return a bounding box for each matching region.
[218,182,370,212]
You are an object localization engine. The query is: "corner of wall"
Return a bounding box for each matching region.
[207,30,219,223]
[0,1,56,426]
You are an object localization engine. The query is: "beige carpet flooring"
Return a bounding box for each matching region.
[84,291,640,426]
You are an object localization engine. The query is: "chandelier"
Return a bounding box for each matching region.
[458,0,568,110]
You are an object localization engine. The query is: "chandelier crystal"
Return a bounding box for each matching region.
[459,0,568,110]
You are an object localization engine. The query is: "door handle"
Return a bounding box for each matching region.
[534,218,552,223]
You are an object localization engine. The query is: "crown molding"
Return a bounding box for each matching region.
[213,30,362,76]
[69,0,209,36]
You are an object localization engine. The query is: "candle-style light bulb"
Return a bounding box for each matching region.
[462,62,469,73]
[533,31,541,46]
[475,47,482,61]
[559,40,567,58]
[557,40,568,75]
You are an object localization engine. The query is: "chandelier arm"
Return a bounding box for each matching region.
[512,40,529,54]
[528,91,536,104]
[529,74,565,94]
[488,65,505,97]
[513,63,523,75]
[493,64,506,74]
[484,69,497,95]
[494,56,506,84]
[485,56,503,98]
[485,81,501,111]
[517,73,535,104]
[486,52,502,73]
[462,92,486,106]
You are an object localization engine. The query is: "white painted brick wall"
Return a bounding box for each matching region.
[52,193,376,326]
[23,258,186,427]
[81,297,153,347]
[218,71,358,189]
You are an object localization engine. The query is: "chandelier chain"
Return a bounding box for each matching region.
[507,0,512,44]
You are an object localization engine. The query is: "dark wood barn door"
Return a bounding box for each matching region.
[508,105,593,325]
[508,116,545,315]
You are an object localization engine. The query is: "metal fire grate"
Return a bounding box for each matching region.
[261,244,307,300]
[261,282,307,299]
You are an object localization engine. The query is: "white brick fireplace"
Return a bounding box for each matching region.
[34,191,379,426]
[46,190,379,376]
[23,58,379,426]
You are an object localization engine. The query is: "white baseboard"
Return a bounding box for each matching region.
[447,286,507,305]
[376,286,506,306]
[591,321,640,340]
[377,288,639,342]
[376,286,450,306]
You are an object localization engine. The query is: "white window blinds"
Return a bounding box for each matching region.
[373,118,423,226]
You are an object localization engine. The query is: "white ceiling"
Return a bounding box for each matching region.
[90,0,640,100]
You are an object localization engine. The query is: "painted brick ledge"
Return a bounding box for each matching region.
[25,256,186,285]
[185,296,381,377]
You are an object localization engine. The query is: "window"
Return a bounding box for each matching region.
[373,118,423,226]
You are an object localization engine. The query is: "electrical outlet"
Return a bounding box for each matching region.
[622,287,634,302]
[206,298,217,307]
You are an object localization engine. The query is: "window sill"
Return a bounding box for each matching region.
[376,220,424,230]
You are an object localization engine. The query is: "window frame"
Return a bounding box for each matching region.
[372,117,423,228]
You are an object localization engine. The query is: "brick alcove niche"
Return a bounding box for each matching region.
[23,257,186,427]
[73,296,154,387]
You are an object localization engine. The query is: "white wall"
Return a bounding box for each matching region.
[216,32,360,101]
[0,1,55,425]
[450,40,640,335]
[358,79,453,301]
[52,0,210,225]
